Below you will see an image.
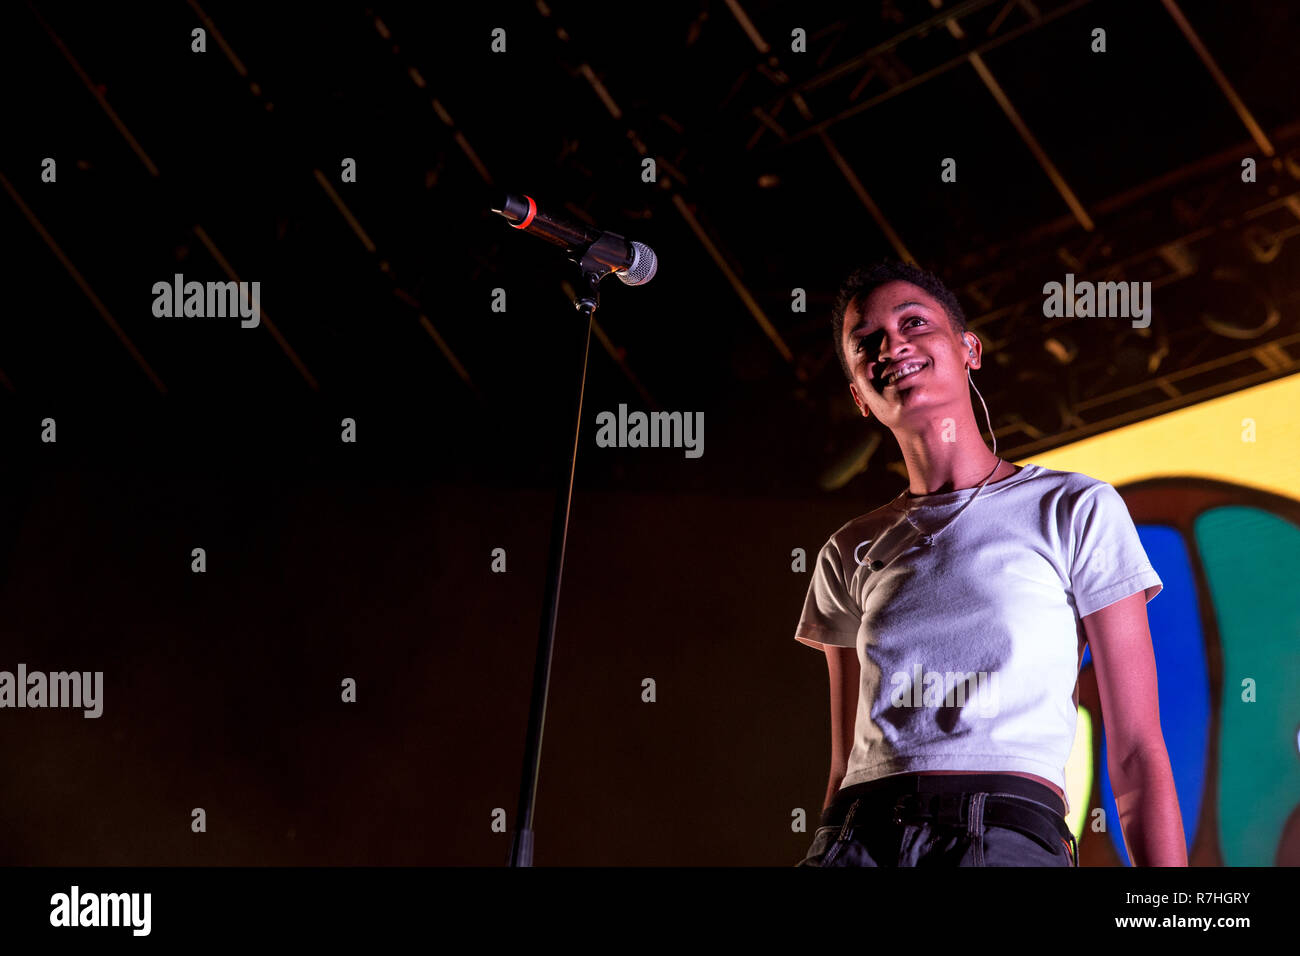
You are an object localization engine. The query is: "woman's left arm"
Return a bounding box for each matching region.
[1083,590,1188,866]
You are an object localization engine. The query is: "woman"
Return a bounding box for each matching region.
[794,261,1186,867]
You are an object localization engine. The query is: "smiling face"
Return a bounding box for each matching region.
[842,280,979,429]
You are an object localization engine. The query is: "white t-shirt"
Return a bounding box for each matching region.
[794,462,1163,813]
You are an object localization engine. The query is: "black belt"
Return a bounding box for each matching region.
[820,774,1078,865]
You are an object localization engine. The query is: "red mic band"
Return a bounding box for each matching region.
[509,195,537,230]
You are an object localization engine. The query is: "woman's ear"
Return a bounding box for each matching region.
[849,383,871,420]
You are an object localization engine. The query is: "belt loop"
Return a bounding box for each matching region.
[967,792,986,840]
[837,797,862,844]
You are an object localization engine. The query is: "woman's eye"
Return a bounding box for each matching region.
[854,317,923,355]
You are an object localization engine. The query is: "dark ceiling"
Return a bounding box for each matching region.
[3,0,1299,499]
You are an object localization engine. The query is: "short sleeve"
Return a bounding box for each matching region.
[794,537,861,650]
[1068,482,1163,619]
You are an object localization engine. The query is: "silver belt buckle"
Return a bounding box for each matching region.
[892,793,919,825]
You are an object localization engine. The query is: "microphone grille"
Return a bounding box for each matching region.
[617,241,658,286]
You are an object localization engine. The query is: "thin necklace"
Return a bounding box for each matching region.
[853,369,1006,569]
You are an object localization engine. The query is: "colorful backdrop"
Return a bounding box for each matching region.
[1024,372,1300,866]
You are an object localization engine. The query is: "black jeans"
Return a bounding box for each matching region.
[796,773,1078,867]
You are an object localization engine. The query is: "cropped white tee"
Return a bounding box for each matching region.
[794,463,1163,813]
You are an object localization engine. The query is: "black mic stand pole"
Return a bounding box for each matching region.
[507,241,619,867]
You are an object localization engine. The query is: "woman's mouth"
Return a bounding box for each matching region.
[881,359,929,388]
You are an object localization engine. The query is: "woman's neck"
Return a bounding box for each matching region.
[898,440,1006,497]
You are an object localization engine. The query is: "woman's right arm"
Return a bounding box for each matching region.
[824,644,860,811]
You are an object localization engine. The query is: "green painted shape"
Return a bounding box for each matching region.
[1196,506,1300,866]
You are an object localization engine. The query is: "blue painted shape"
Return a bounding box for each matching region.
[1082,524,1208,866]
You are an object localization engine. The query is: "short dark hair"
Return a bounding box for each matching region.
[831,260,969,381]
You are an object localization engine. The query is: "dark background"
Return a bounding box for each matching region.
[0,0,1297,863]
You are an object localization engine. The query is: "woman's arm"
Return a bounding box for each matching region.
[1083,590,1188,866]
[824,645,860,811]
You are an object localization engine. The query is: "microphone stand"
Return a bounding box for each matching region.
[507,238,623,866]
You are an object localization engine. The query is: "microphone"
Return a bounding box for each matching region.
[492,192,658,286]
